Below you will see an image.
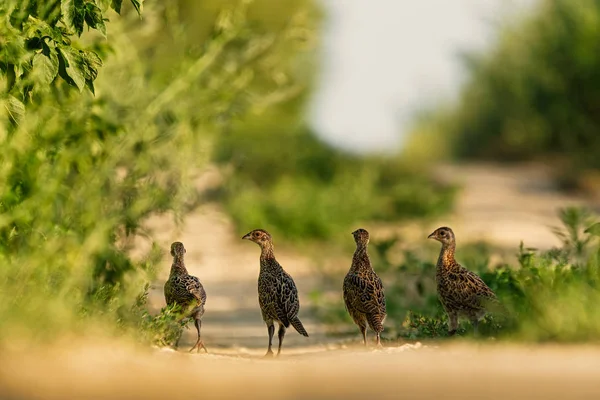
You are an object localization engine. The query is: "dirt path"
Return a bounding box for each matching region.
[4,341,600,399]
[433,163,598,249]
[142,163,599,351]
[4,163,600,399]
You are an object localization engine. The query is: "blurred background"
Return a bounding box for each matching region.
[2,0,600,357]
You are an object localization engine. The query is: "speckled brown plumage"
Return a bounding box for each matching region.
[428,227,496,335]
[343,229,386,346]
[164,241,208,353]
[242,229,308,357]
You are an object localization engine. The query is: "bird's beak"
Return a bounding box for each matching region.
[427,232,436,239]
[242,233,252,240]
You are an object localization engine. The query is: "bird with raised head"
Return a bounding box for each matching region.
[428,227,496,336]
[242,229,309,357]
[343,228,386,346]
[163,241,208,353]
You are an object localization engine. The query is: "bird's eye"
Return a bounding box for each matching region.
[440,231,446,237]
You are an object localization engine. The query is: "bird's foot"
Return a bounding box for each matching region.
[189,339,208,354]
[263,350,275,358]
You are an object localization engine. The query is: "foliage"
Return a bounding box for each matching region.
[214,125,456,243]
[317,207,600,342]
[411,0,600,180]
[1,0,142,112]
[136,292,186,348]
[0,0,318,344]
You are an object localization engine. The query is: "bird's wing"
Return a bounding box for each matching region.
[343,272,386,315]
[279,271,300,320]
[446,266,496,307]
[259,273,290,326]
[186,275,207,306]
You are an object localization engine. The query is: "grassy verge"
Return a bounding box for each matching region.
[313,207,600,342]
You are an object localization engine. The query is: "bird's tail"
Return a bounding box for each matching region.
[290,317,309,337]
[367,313,386,333]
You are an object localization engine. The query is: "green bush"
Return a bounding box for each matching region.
[0,0,318,344]
[214,125,456,244]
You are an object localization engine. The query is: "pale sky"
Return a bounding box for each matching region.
[309,0,534,153]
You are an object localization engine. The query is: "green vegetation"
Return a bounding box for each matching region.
[315,207,600,343]
[0,0,319,344]
[214,127,456,243]
[410,0,600,188]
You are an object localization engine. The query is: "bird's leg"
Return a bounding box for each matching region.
[265,323,275,357]
[360,325,367,346]
[471,318,479,336]
[189,318,207,353]
[174,331,182,350]
[448,312,458,336]
[375,332,382,347]
[277,324,286,356]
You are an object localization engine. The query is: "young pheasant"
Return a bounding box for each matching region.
[163,241,208,353]
[242,229,309,357]
[343,228,386,346]
[428,227,496,336]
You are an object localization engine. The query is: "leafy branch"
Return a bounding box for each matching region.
[1,0,142,115]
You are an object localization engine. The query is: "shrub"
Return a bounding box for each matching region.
[0,0,318,344]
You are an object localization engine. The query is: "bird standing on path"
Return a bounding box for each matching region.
[343,228,386,346]
[164,241,208,353]
[242,229,309,357]
[428,227,497,336]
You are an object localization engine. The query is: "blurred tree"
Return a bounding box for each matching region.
[414,0,600,179]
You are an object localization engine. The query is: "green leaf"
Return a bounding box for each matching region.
[32,51,59,86]
[57,46,86,91]
[110,0,123,14]
[5,96,25,124]
[24,17,68,45]
[81,50,103,81]
[85,79,96,95]
[585,223,600,237]
[130,0,143,17]
[61,0,85,36]
[84,2,107,37]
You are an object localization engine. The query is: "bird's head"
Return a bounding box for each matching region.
[427,226,455,245]
[352,228,370,246]
[170,241,186,258]
[242,229,273,247]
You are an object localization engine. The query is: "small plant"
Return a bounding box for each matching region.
[402,311,449,339]
[132,284,187,347]
[139,304,187,348]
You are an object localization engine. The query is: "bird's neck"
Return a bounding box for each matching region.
[350,244,372,273]
[437,243,457,269]
[259,243,280,271]
[170,256,188,275]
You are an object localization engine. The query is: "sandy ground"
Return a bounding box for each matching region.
[4,163,600,399]
[3,341,600,399]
